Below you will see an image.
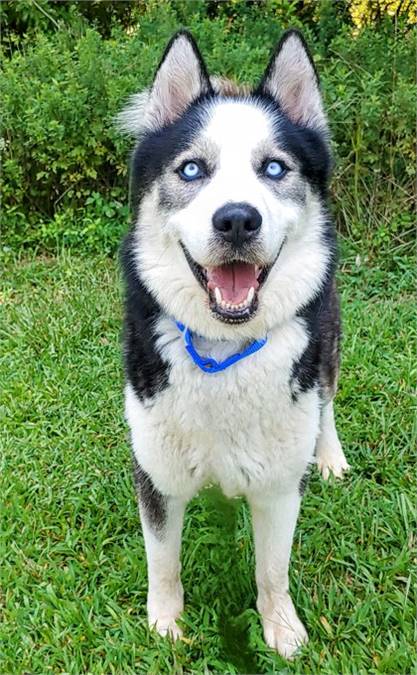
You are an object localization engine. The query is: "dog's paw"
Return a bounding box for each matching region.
[148,585,184,641]
[150,616,183,640]
[316,443,350,480]
[260,595,308,660]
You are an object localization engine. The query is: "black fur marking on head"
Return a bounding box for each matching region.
[130,97,212,218]
[277,115,331,194]
[252,28,331,191]
[121,233,171,402]
[132,453,167,534]
[254,95,332,195]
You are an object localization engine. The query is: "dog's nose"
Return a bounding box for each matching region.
[212,202,262,246]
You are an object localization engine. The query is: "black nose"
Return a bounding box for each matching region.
[212,202,262,247]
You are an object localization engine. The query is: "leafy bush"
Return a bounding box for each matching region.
[1,1,415,256]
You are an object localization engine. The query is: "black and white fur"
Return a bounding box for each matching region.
[119,30,349,659]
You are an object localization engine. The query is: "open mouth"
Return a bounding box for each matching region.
[181,244,275,324]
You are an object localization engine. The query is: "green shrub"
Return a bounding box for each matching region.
[1,1,415,256]
[322,22,415,249]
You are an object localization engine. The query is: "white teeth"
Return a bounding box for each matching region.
[213,286,256,312]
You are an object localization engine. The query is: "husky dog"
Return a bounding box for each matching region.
[119,30,350,659]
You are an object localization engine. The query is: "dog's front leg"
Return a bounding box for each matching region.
[133,460,186,639]
[249,489,308,659]
[316,400,350,479]
[141,496,186,639]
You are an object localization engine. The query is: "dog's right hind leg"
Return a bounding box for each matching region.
[132,457,186,639]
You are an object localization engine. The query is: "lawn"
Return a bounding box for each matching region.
[1,245,414,674]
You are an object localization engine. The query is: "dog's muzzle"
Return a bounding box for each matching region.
[180,240,285,324]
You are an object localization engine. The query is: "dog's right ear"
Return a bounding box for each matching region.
[118,31,212,136]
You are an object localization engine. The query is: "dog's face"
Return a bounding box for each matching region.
[121,31,333,340]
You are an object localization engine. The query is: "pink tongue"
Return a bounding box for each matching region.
[207,262,259,303]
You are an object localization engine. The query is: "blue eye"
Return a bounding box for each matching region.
[179,161,204,181]
[265,160,286,179]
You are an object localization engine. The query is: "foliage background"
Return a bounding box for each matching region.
[1,0,415,259]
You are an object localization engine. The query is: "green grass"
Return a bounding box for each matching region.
[1,246,415,674]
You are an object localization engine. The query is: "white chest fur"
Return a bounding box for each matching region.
[125,316,320,500]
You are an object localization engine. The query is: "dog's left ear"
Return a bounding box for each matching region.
[257,30,328,133]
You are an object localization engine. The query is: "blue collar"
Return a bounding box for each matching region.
[175,321,267,374]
